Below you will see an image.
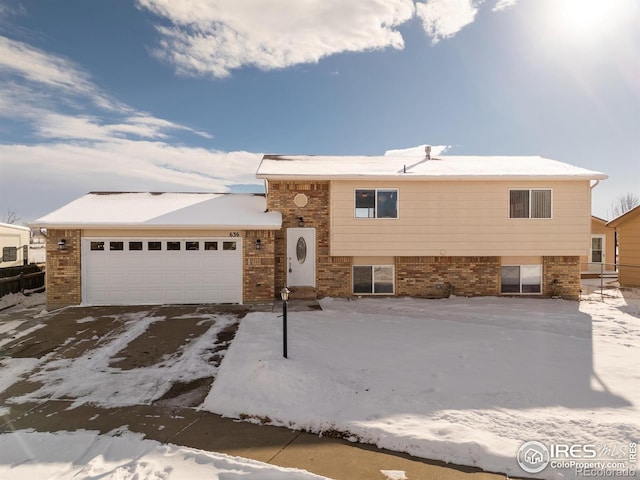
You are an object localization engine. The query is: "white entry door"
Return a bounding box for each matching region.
[286,228,316,287]
[589,235,605,273]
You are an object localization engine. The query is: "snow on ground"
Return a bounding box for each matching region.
[0,291,45,311]
[204,294,640,479]
[7,311,238,408]
[0,429,328,480]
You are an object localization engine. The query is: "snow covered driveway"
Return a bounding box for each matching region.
[204,293,640,479]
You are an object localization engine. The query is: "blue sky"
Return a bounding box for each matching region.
[0,0,638,222]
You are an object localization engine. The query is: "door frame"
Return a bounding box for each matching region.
[286,228,316,287]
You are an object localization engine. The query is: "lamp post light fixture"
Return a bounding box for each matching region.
[280,287,291,359]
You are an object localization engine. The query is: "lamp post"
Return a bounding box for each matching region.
[280,287,290,358]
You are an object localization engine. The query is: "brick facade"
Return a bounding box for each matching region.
[265,181,352,298]
[396,256,501,297]
[242,229,276,302]
[542,256,581,300]
[46,229,82,310]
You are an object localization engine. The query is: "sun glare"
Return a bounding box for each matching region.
[552,0,631,40]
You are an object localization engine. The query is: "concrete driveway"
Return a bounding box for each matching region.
[0,297,517,480]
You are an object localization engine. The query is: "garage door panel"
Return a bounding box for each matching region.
[82,238,242,305]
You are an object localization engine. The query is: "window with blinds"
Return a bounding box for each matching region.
[509,189,551,219]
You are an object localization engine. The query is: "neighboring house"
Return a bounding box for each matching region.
[580,216,616,276]
[34,153,607,309]
[32,193,281,309]
[0,222,30,268]
[607,204,640,287]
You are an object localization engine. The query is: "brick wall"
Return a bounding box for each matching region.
[242,229,276,302]
[46,229,82,310]
[543,256,581,300]
[266,181,352,297]
[396,256,501,297]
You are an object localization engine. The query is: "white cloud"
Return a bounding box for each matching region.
[415,0,484,43]
[0,34,259,222]
[136,0,415,78]
[0,35,210,139]
[0,142,262,191]
[492,0,517,11]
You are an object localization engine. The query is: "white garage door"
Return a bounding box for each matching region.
[82,238,242,305]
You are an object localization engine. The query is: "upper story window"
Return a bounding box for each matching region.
[509,189,552,219]
[355,189,398,219]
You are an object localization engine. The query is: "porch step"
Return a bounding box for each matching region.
[287,286,317,300]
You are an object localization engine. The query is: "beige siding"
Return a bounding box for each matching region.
[579,218,616,272]
[330,180,592,257]
[618,213,640,287]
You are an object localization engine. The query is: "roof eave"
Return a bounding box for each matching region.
[29,223,282,230]
[256,173,609,181]
[607,204,640,227]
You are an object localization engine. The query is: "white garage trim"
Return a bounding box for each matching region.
[81,237,242,306]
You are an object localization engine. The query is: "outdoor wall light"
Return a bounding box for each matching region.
[57,239,67,250]
[255,239,262,250]
[298,216,305,227]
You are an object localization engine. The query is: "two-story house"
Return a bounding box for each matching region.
[34,151,606,309]
[256,152,607,301]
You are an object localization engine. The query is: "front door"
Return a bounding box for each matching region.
[286,228,316,287]
[589,235,605,272]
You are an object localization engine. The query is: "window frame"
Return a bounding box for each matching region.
[500,264,543,295]
[352,265,395,295]
[354,188,399,219]
[508,188,553,220]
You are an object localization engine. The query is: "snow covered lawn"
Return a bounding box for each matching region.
[0,429,328,480]
[204,293,640,479]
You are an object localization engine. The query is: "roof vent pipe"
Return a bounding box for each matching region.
[425,145,431,160]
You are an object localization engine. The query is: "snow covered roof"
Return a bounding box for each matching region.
[0,222,31,232]
[607,204,640,227]
[32,193,282,230]
[256,154,608,181]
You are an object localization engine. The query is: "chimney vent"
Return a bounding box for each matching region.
[425,145,431,159]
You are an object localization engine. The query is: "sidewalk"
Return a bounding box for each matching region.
[0,400,510,480]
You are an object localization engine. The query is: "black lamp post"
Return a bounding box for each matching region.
[280,287,290,358]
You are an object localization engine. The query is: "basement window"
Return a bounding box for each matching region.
[501,265,542,294]
[353,265,394,294]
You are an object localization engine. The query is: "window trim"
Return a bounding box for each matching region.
[352,265,395,295]
[508,188,553,220]
[500,264,543,295]
[354,188,399,219]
